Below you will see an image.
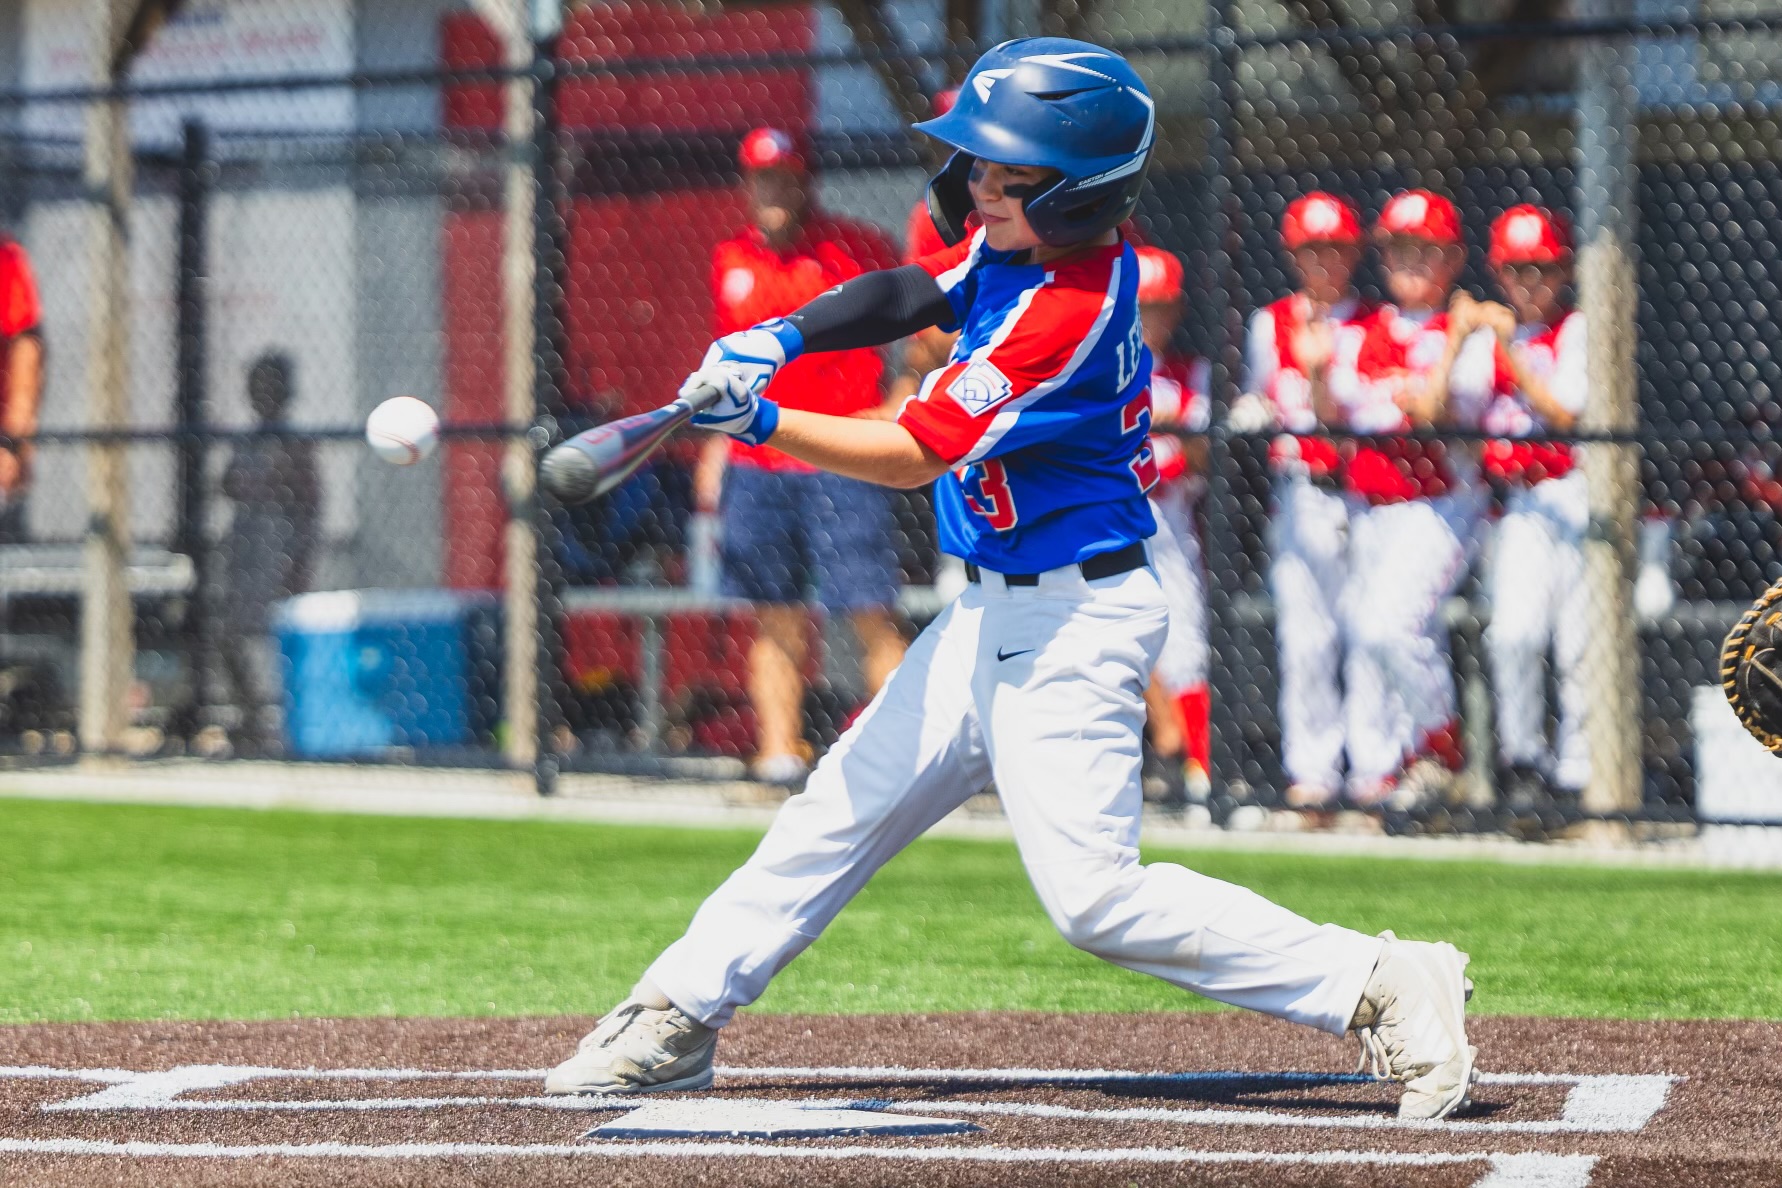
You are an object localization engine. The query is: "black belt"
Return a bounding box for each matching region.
[965,541,1148,587]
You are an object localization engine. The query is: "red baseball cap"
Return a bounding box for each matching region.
[1376,189,1462,246]
[1134,247,1184,304]
[1281,192,1362,248]
[932,88,960,117]
[738,127,805,175]
[1489,204,1572,267]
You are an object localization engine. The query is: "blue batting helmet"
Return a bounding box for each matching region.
[917,38,1155,249]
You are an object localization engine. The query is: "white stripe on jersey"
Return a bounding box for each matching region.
[960,253,1127,466]
[934,227,986,298]
[919,268,1046,416]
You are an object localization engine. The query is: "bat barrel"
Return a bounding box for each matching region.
[538,383,721,505]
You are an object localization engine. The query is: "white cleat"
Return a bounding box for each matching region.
[1348,930,1478,1120]
[543,981,718,1096]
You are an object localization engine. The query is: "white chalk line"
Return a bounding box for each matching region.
[0,1063,1616,1088]
[720,1065,1591,1086]
[0,1065,539,1083]
[40,1089,1665,1137]
[6,1062,1676,1135]
[0,1135,1599,1175]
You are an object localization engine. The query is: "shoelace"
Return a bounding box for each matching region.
[583,1002,650,1052]
[1353,1024,1400,1080]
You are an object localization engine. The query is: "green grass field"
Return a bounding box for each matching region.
[1,796,1778,1024]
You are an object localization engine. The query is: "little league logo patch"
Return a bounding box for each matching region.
[947,359,1014,415]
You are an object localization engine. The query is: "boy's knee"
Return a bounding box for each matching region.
[1039,865,1140,956]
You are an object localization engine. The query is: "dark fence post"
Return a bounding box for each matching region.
[531,33,566,796]
[174,118,211,743]
[1200,0,1249,822]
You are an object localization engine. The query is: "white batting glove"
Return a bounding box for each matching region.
[685,320,803,447]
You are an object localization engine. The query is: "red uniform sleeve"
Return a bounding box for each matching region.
[912,236,974,281]
[0,241,42,338]
[898,254,1115,466]
[904,201,946,264]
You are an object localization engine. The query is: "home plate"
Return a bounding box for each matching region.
[586,1099,981,1140]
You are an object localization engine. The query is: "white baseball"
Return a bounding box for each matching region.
[365,396,440,465]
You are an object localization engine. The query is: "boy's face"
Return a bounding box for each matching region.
[749,167,808,247]
[968,159,1057,253]
[1139,300,1181,355]
[1288,243,1361,306]
[1494,260,1569,325]
[1380,237,1466,311]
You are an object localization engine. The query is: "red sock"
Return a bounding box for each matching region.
[1177,684,1210,769]
[1419,720,1465,771]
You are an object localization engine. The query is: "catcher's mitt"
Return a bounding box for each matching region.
[1721,577,1782,752]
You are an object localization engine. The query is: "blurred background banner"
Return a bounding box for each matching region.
[0,0,1778,842]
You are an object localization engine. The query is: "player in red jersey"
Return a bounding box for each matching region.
[1131,246,1212,804]
[1467,205,1590,801]
[1238,193,1382,813]
[0,232,43,542]
[1338,190,1495,808]
[697,127,907,785]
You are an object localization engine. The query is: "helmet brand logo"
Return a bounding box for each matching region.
[972,68,1016,102]
[1021,52,1119,82]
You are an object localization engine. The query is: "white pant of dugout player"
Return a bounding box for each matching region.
[1488,471,1590,790]
[648,559,1383,1033]
[1342,490,1483,787]
[1270,476,1354,795]
[1150,491,1207,693]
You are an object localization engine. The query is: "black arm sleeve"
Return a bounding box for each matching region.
[782,265,954,354]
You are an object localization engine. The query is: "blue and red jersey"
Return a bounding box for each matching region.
[896,229,1158,574]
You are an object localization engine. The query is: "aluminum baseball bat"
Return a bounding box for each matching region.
[539,382,721,505]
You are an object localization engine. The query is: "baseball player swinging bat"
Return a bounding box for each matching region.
[539,383,721,504]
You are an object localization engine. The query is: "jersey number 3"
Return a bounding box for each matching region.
[959,460,1018,531]
[1122,392,1160,494]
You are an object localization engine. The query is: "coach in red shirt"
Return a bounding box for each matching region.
[695,128,907,786]
[0,233,43,542]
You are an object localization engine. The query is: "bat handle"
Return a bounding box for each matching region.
[676,381,723,416]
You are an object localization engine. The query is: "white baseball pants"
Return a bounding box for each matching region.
[1487,472,1590,790]
[1341,493,1481,786]
[1149,492,1208,694]
[1269,477,1354,794]
[647,561,1383,1035]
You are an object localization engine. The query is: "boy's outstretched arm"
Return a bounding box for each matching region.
[687,262,958,489]
[768,409,950,489]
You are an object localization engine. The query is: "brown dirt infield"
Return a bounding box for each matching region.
[0,1012,1774,1187]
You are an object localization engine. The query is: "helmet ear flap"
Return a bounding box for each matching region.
[926,151,976,248]
[1024,153,1150,247]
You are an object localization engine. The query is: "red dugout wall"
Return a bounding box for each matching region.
[441,2,815,753]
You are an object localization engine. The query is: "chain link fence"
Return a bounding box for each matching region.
[1,0,1778,843]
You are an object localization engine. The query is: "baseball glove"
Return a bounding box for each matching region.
[1721,576,1782,752]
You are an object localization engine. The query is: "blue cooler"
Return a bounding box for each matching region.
[274,590,500,758]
